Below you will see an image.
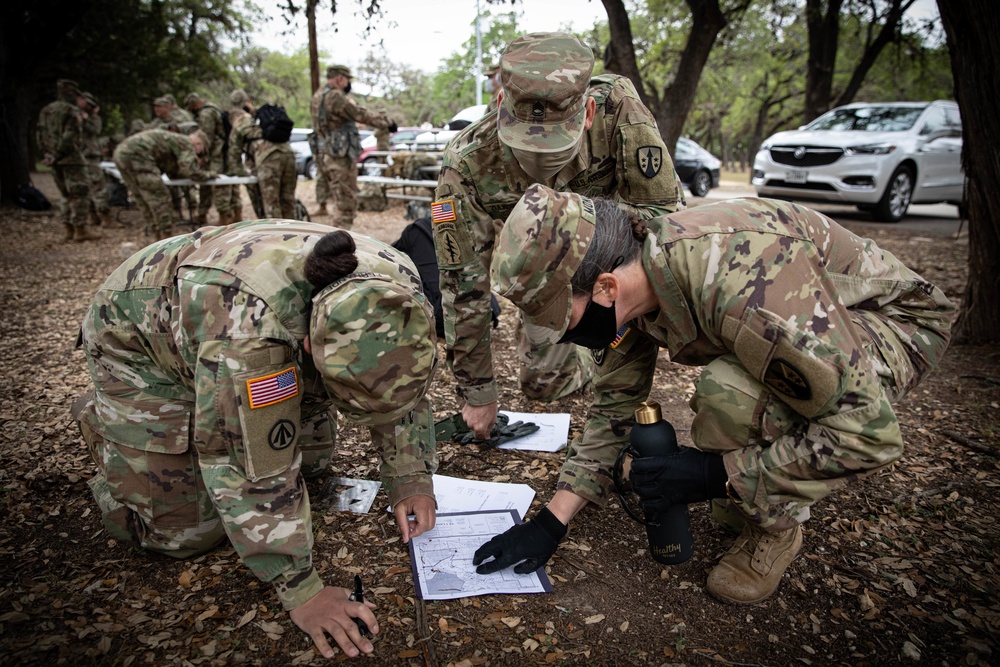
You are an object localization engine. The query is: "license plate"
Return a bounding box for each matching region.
[785,170,808,184]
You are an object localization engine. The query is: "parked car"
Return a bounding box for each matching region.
[752,100,964,222]
[357,127,423,176]
[412,104,489,151]
[292,128,374,180]
[674,137,721,197]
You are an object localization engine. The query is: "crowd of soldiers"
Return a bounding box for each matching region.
[36,80,304,241]
[66,31,956,662]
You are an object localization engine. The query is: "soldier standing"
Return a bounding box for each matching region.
[74,221,439,659]
[36,78,101,242]
[76,91,114,227]
[214,89,254,224]
[310,128,330,217]
[184,92,228,225]
[431,32,686,440]
[112,127,216,239]
[310,64,396,229]
[481,185,955,603]
[228,95,297,219]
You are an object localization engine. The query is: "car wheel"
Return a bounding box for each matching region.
[690,170,712,198]
[306,159,318,181]
[873,165,913,222]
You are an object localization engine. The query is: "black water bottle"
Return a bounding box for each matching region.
[630,401,694,564]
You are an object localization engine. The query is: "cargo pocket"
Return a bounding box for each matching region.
[233,365,301,481]
[722,308,849,419]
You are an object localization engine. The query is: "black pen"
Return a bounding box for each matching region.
[348,574,369,636]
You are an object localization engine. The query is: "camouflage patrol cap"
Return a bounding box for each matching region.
[183,92,202,108]
[82,92,99,107]
[491,183,596,339]
[153,96,172,107]
[229,88,250,108]
[163,94,177,106]
[309,274,437,426]
[498,32,595,153]
[326,64,352,79]
[57,79,81,94]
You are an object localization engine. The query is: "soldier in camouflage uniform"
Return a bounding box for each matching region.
[112,128,216,239]
[36,79,101,242]
[215,89,253,224]
[480,184,955,603]
[77,92,113,227]
[228,96,297,219]
[432,32,686,440]
[483,63,501,113]
[310,64,396,229]
[74,220,439,659]
[309,128,330,217]
[184,92,229,225]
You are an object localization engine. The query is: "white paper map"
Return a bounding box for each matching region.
[408,510,553,600]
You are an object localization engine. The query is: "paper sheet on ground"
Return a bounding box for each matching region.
[408,510,553,600]
[496,411,571,452]
[432,474,535,517]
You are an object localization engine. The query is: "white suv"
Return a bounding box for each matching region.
[752,101,964,221]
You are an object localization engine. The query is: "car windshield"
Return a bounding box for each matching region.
[807,105,928,132]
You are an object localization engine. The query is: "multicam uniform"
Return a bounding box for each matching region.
[309,86,393,228]
[216,105,251,222]
[193,102,227,220]
[112,128,215,237]
[541,197,954,532]
[81,110,111,220]
[35,89,89,231]
[432,73,686,404]
[228,114,297,219]
[76,220,439,610]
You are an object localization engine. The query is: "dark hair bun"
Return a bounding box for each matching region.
[304,230,359,291]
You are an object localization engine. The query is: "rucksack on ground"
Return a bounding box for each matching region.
[15,184,51,211]
[255,103,293,143]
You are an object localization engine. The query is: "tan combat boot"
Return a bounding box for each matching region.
[231,206,243,224]
[193,213,208,227]
[63,223,75,241]
[315,202,328,216]
[73,225,103,242]
[706,522,802,604]
[711,498,747,536]
[218,210,233,226]
[98,211,115,227]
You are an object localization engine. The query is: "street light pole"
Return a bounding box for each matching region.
[474,0,483,106]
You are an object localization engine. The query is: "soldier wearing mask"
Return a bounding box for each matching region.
[430,32,686,442]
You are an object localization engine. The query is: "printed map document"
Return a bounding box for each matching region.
[496,411,571,452]
[432,474,535,517]
[409,510,553,600]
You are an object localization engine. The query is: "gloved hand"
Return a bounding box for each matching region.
[629,447,729,514]
[434,413,539,448]
[388,121,399,133]
[473,507,566,574]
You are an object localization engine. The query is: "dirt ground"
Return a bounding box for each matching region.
[0,174,997,666]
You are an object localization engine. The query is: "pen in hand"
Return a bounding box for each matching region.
[349,574,369,636]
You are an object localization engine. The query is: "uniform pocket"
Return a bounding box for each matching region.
[233,365,301,481]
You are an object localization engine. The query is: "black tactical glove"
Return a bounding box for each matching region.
[388,121,399,133]
[473,507,567,574]
[629,447,729,514]
[434,413,539,448]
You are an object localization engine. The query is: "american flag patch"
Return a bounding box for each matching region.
[431,199,456,223]
[246,367,299,408]
[610,324,631,349]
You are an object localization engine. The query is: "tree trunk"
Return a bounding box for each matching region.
[307,0,320,94]
[834,0,916,108]
[600,0,652,108]
[654,0,727,154]
[803,0,843,123]
[937,0,1000,344]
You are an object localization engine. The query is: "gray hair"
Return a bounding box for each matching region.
[570,198,646,295]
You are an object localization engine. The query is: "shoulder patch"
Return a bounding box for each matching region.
[246,367,299,408]
[764,358,812,401]
[636,146,663,179]
[431,199,457,223]
[610,324,632,349]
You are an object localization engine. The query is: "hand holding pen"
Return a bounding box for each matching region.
[288,579,378,659]
[348,575,369,636]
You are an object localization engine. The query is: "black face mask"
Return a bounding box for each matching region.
[343,82,352,94]
[558,299,618,349]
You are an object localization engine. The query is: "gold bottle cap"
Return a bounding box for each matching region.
[634,401,662,425]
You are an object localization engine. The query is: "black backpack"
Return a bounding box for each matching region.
[15,184,51,211]
[392,216,500,338]
[255,103,293,143]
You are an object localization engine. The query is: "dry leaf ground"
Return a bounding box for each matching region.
[1,175,997,666]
